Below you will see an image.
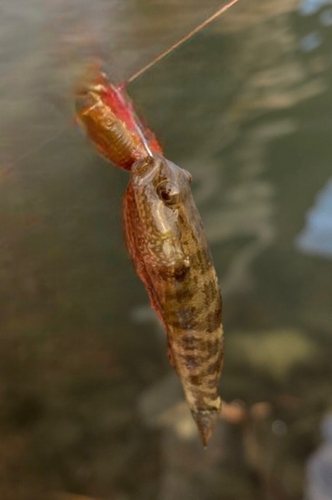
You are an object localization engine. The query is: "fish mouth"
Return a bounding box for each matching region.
[191,407,221,447]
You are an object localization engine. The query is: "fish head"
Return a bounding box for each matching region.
[129,155,193,276]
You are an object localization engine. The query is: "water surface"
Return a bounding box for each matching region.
[1,1,332,499]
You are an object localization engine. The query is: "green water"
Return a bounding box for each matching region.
[1,1,332,499]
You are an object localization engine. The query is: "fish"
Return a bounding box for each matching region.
[123,154,223,446]
[74,0,240,445]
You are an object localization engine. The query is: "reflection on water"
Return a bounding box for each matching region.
[296,179,332,258]
[1,0,332,499]
[305,415,332,500]
[299,0,332,16]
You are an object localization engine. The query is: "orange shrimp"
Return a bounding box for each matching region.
[75,63,162,170]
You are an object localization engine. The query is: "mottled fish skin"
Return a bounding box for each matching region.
[123,155,223,446]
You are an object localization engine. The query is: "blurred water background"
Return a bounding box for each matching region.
[1,0,332,499]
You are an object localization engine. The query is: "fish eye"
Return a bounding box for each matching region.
[157,181,180,205]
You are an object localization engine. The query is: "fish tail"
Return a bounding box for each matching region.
[191,405,221,447]
[169,323,224,446]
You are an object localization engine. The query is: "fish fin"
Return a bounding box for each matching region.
[167,345,175,367]
[123,185,165,325]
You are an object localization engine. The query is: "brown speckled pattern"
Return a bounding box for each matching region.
[123,155,223,445]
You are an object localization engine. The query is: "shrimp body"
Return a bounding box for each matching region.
[75,67,162,169]
[123,155,223,446]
